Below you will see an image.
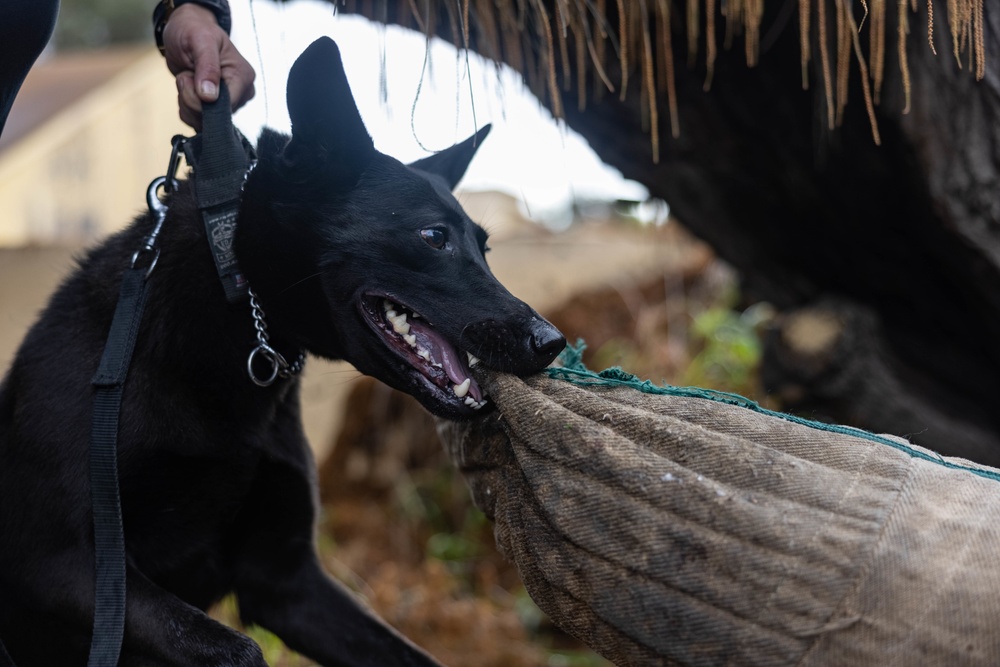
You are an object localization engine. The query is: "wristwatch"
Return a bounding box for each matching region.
[153,0,233,55]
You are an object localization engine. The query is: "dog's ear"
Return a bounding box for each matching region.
[284,37,375,179]
[408,124,491,190]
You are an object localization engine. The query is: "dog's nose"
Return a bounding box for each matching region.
[530,319,566,366]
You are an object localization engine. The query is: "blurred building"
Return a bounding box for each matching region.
[0,47,187,247]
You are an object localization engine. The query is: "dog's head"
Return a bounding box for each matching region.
[237,37,565,419]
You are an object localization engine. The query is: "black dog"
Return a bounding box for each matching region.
[0,37,563,666]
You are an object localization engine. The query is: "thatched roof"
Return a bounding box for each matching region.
[342,0,987,157]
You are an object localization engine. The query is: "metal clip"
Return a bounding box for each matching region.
[163,134,186,195]
[132,176,172,277]
[131,135,189,278]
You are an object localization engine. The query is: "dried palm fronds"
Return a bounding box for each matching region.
[344,0,988,155]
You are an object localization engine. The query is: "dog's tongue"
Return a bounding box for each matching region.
[408,319,483,402]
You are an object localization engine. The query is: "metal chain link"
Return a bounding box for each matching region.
[246,288,305,387]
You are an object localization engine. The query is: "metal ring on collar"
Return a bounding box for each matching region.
[247,343,285,387]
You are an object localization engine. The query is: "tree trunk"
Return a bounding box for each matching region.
[338,0,1000,465]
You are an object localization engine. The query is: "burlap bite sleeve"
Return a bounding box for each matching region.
[439,368,1000,667]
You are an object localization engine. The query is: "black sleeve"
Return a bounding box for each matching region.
[0,0,59,138]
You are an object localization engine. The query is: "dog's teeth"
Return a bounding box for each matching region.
[472,400,486,410]
[391,315,410,336]
[466,352,480,367]
[432,362,442,369]
[417,347,431,361]
[453,378,471,398]
[464,396,476,407]
[403,333,417,347]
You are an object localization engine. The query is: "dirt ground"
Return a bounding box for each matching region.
[0,191,688,461]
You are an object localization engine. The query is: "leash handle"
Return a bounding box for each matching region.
[182,81,256,304]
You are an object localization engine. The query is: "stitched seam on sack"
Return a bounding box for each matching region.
[547,366,1000,483]
[532,383,912,523]
[731,441,879,662]
[793,456,918,666]
[883,472,991,667]
[537,381,908,521]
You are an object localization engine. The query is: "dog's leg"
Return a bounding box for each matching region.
[237,552,441,667]
[232,455,442,667]
[121,565,266,667]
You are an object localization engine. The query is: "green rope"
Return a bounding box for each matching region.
[547,342,1000,484]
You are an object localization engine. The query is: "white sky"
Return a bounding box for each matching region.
[227,0,649,221]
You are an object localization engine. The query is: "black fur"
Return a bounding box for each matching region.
[0,37,563,666]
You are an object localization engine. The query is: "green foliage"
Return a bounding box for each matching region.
[680,304,762,395]
[588,338,647,380]
[426,524,479,561]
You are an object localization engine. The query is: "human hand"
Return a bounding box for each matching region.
[162,3,256,130]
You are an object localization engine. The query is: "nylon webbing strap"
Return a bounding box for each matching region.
[182,82,255,303]
[87,266,150,667]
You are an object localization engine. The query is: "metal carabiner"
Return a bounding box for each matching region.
[131,176,173,277]
[163,134,186,195]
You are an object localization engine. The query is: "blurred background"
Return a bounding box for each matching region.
[0,1,769,664]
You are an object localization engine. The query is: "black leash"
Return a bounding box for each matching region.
[0,251,159,666]
[89,83,256,666]
[86,184,167,665]
[0,85,258,666]
[82,161,175,666]
[85,84,254,666]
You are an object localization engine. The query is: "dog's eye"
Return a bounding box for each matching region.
[419,228,448,250]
